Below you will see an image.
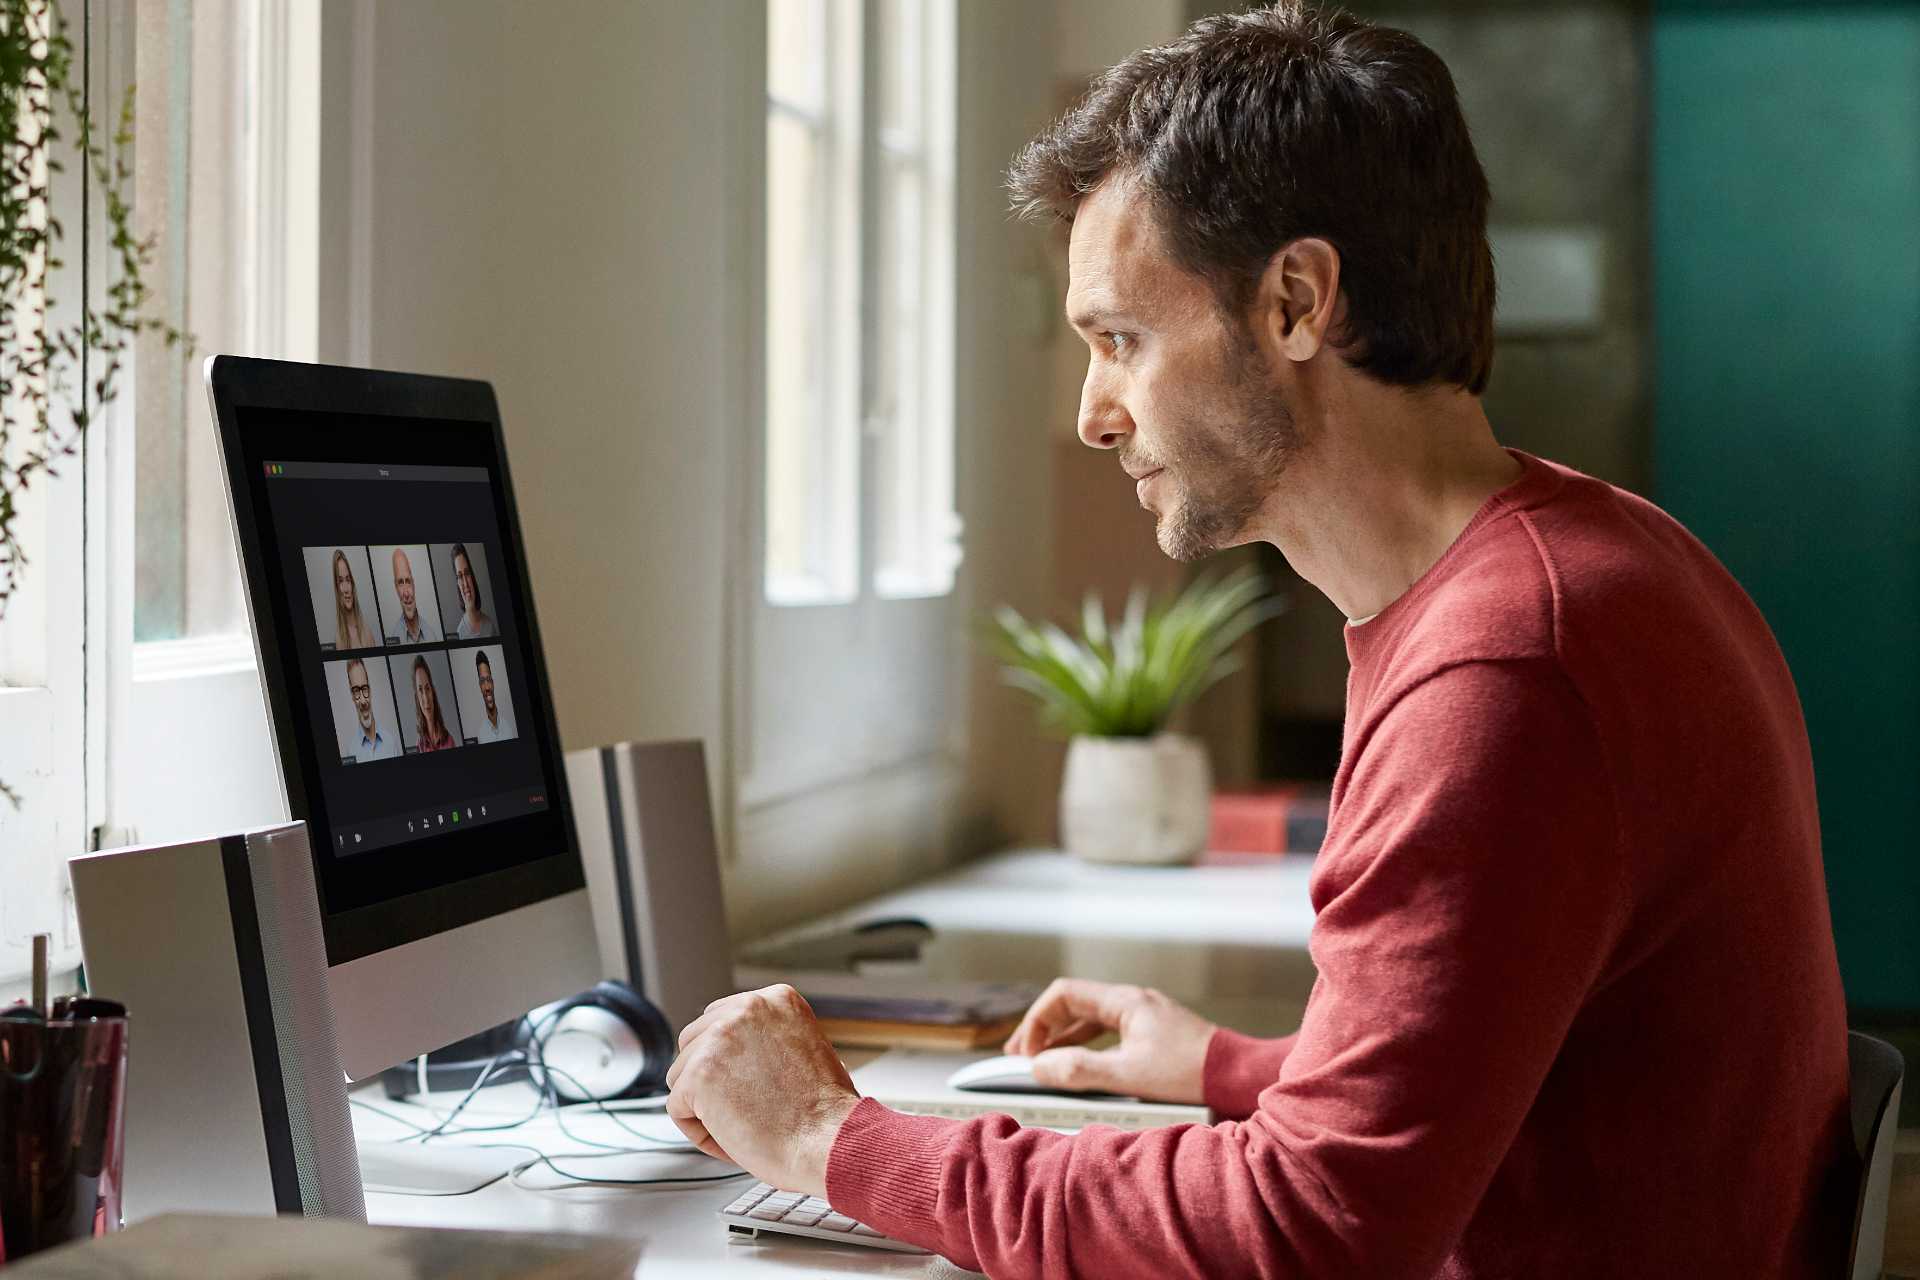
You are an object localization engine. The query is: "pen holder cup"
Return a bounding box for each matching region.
[0,998,129,1265]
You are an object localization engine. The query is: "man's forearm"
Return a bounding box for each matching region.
[824,1095,1353,1278]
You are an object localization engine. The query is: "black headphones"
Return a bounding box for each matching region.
[516,979,676,1102]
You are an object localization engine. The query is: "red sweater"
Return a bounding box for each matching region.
[827,450,1857,1278]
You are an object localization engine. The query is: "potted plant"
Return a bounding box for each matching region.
[986,567,1284,865]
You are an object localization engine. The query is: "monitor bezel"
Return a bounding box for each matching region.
[206,355,587,966]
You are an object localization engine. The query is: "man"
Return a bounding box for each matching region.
[668,5,1856,1276]
[470,649,512,743]
[390,547,434,644]
[344,657,398,762]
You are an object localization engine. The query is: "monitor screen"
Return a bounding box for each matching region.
[219,382,584,966]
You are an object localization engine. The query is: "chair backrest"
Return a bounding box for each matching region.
[1848,1030,1905,1280]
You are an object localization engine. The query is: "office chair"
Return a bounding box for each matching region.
[1848,1031,1905,1280]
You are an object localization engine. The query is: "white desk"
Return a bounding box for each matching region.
[357,1057,988,1278]
[750,847,1320,1036]
[364,849,1320,1275]
[365,1150,974,1279]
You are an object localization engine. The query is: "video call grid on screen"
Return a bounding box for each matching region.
[305,545,519,760]
[248,446,556,883]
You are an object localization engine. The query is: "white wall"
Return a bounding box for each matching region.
[344,2,737,772]
[1057,0,1184,77]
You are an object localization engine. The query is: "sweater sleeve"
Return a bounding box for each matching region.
[1204,1027,1300,1120]
[824,659,1623,1278]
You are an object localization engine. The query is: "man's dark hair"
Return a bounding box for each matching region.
[475,651,491,677]
[1008,1,1494,394]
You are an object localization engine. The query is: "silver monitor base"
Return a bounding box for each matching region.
[358,1142,528,1196]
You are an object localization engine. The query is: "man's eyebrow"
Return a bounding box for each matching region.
[1066,301,1133,332]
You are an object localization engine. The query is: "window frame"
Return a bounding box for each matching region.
[103,0,337,850]
[739,0,961,810]
[0,0,116,988]
[763,0,859,607]
[868,0,958,602]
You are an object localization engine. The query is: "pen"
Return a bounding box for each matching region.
[31,931,49,1017]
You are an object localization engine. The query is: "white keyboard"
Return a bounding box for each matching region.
[718,1180,927,1254]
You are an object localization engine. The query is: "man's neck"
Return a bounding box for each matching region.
[1256,387,1519,620]
[487,707,498,728]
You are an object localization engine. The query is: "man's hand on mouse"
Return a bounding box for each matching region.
[1001,978,1218,1104]
[666,984,861,1198]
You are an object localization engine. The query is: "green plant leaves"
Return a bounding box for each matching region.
[0,0,195,625]
[984,566,1286,738]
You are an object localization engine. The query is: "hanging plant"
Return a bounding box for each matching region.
[1,0,189,806]
[1,0,188,617]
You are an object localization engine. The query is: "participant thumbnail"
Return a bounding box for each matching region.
[370,544,444,645]
[451,644,517,745]
[325,656,402,764]
[304,546,385,652]
[390,650,463,754]
[434,541,499,641]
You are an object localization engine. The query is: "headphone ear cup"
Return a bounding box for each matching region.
[521,981,675,1102]
[515,994,585,1098]
[585,979,676,1097]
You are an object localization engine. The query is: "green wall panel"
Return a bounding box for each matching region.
[1652,9,1920,1007]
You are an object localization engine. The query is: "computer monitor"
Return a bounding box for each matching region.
[207,356,600,1081]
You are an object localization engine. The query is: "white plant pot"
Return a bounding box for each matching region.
[1059,733,1213,865]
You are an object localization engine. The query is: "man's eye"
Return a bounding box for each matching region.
[1103,331,1132,353]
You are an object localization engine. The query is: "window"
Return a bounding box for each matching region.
[0,0,99,986]
[745,0,961,805]
[132,0,320,647]
[869,0,958,599]
[762,0,959,607]
[99,0,321,848]
[764,0,858,605]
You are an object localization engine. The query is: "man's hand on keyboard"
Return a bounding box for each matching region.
[1002,978,1217,1104]
[665,984,860,1200]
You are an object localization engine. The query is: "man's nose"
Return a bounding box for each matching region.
[1076,366,1131,450]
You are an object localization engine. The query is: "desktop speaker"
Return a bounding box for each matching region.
[68,823,366,1224]
[564,739,737,1036]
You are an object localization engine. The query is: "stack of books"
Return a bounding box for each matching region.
[735,967,1039,1050]
[1202,782,1331,861]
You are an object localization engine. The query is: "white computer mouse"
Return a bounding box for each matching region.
[947,1054,1050,1093]
[945,1053,1125,1098]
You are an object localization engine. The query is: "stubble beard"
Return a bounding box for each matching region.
[1153,348,1300,563]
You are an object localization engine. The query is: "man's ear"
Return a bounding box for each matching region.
[1254,237,1343,364]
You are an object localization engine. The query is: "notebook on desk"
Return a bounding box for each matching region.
[736,967,1040,1051]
